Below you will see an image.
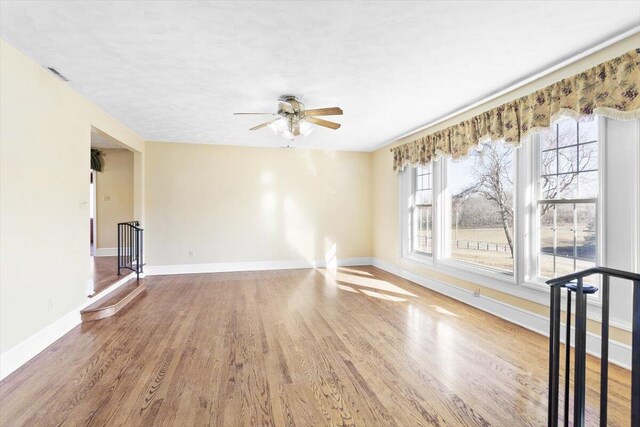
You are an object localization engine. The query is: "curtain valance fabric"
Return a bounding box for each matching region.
[391,48,640,171]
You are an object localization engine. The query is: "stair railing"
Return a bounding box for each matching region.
[117,221,144,281]
[547,267,640,427]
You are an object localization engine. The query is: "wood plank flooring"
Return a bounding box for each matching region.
[90,256,122,296]
[0,266,631,426]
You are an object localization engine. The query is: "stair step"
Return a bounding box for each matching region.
[81,279,146,322]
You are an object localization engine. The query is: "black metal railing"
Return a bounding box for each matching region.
[117,221,144,281]
[547,267,640,427]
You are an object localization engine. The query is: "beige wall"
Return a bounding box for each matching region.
[0,39,144,354]
[145,141,372,266]
[371,35,640,346]
[96,149,134,249]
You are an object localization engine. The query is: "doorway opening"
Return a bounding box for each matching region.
[88,128,136,296]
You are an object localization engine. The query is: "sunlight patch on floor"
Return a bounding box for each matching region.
[360,289,407,302]
[318,268,417,302]
[324,240,337,271]
[332,272,417,297]
[337,267,373,276]
[430,305,459,317]
[337,284,359,293]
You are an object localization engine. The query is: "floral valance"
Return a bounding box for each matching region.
[392,48,640,171]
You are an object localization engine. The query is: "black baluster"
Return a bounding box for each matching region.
[599,275,609,427]
[564,289,572,427]
[549,284,562,427]
[140,228,144,274]
[573,278,587,427]
[117,224,121,275]
[135,228,140,281]
[632,280,640,427]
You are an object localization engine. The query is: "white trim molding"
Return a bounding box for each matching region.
[94,247,117,257]
[372,257,632,369]
[0,272,135,381]
[145,257,373,276]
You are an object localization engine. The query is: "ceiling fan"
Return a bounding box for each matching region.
[234,95,343,140]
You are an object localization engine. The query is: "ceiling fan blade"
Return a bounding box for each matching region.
[305,107,343,116]
[250,120,275,131]
[306,117,341,130]
[234,112,276,115]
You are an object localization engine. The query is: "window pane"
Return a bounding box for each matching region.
[557,174,578,198]
[579,119,597,143]
[536,119,598,282]
[539,204,555,257]
[558,146,577,173]
[578,142,598,172]
[578,171,598,198]
[413,206,432,253]
[540,128,556,150]
[448,141,514,273]
[541,175,557,199]
[411,165,433,255]
[542,150,557,175]
[538,253,556,279]
[576,204,596,262]
[557,119,577,147]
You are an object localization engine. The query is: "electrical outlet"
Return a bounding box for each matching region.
[103,195,111,201]
[188,250,194,257]
[47,298,54,311]
[473,288,481,298]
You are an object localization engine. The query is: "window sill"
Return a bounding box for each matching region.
[400,253,520,293]
[402,251,434,266]
[436,258,517,287]
[521,278,550,292]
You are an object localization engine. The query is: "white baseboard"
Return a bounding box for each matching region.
[144,257,373,276]
[94,247,117,257]
[0,272,135,381]
[371,258,632,369]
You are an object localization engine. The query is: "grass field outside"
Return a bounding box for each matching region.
[415,227,596,277]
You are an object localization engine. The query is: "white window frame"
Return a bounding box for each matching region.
[398,117,612,307]
[522,116,606,304]
[437,142,519,284]
[400,162,437,264]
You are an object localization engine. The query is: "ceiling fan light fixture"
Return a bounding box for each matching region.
[299,120,314,137]
[281,128,294,140]
[235,95,342,141]
[268,118,288,135]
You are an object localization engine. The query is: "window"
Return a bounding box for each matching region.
[446,141,515,273]
[535,118,598,283]
[398,114,639,309]
[411,165,433,255]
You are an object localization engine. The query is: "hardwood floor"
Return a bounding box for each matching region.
[90,256,123,295]
[0,266,631,426]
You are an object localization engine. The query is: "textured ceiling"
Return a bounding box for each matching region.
[1,1,639,151]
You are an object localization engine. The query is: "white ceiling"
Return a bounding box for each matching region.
[1,1,638,151]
